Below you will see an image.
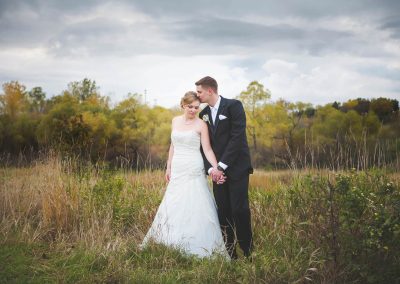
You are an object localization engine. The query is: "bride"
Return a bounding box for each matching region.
[141,91,229,259]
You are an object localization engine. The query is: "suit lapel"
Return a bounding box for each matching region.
[202,106,215,136]
[206,107,214,129]
[214,96,227,132]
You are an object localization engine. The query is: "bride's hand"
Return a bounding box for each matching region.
[165,168,171,182]
[211,168,226,184]
[210,168,223,182]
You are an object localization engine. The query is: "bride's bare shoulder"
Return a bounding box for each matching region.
[172,115,183,123]
[197,117,206,125]
[171,116,180,129]
[197,118,208,131]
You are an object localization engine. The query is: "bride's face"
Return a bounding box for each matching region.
[183,100,200,118]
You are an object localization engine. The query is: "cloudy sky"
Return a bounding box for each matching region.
[1,0,399,107]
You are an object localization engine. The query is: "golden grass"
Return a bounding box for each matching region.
[0,158,169,250]
[0,159,272,247]
[2,158,397,248]
[1,156,399,282]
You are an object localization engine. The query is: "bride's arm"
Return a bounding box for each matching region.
[165,142,174,182]
[200,121,218,169]
[166,117,176,182]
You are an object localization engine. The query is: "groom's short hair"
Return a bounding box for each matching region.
[195,76,218,93]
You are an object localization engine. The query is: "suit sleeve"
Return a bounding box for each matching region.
[220,100,247,167]
[199,111,212,174]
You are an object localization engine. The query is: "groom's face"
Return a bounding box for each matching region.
[196,85,211,104]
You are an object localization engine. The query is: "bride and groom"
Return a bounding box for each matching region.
[141,76,253,260]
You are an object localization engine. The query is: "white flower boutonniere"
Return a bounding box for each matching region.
[202,114,210,124]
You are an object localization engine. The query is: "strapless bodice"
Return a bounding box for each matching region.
[170,130,204,179]
[171,130,201,155]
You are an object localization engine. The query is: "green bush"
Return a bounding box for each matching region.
[284,170,400,282]
[334,170,400,282]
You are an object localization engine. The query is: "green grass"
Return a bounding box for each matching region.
[0,242,42,283]
[0,241,110,283]
[0,240,262,283]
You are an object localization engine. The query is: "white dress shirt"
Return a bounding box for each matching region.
[207,96,228,174]
[210,96,221,124]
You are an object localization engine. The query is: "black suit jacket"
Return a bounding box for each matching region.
[200,97,253,179]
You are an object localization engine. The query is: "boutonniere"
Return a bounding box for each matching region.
[218,114,227,120]
[202,114,210,124]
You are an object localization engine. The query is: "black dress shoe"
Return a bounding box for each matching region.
[244,251,253,262]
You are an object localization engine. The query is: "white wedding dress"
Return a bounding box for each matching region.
[141,130,229,258]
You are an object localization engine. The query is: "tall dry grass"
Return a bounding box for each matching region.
[1,155,399,282]
[0,156,322,281]
[0,157,291,246]
[0,155,165,249]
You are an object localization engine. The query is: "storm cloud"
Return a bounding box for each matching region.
[0,0,399,106]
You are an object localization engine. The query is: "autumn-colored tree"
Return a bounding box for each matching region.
[341,98,370,115]
[68,78,99,103]
[0,78,398,170]
[0,81,28,118]
[37,92,88,151]
[28,87,46,114]
[0,82,42,155]
[370,97,398,122]
[257,101,291,167]
[0,119,3,146]
[110,93,142,165]
[237,81,270,152]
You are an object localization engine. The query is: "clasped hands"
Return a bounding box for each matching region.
[210,167,226,184]
[165,167,226,184]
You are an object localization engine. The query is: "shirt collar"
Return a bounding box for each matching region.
[210,96,221,111]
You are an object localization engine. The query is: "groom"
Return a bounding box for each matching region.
[196,76,253,259]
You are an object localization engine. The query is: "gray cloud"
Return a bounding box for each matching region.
[0,0,399,106]
[131,0,400,19]
[1,0,398,58]
[380,16,400,39]
[167,17,356,56]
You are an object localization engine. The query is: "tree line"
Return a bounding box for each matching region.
[0,79,399,170]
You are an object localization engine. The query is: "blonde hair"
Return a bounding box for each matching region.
[180,91,199,108]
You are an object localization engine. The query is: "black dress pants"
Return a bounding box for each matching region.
[213,174,253,258]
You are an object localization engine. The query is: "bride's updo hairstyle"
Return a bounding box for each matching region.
[180,91,200,108]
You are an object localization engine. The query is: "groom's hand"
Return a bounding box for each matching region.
[216,173,226,184]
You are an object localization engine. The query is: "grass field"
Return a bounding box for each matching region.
[1,157,399,283]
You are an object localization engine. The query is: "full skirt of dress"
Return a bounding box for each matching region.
[141,130,228,259]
